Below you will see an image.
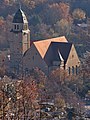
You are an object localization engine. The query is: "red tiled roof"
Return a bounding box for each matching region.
[33,36,68,58]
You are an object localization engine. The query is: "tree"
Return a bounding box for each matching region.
[23,0,46,9]
[46,68,85,118]
[80,51,90,83]
[72,8,86,20]
[42,2,70,25]
[44,68,68,101]
[14,79,38,120]
[0,77,13,119]
[75,51,90,98]
[31,23,53,40]
[0,76,39,120]
[28,68,48,102]
[54,18,71,36]
[55,93,66,110]
[29,14,42,26]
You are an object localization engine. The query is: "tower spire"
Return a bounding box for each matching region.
[10,8,30,73]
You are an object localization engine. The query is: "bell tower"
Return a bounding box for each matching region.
[10,8,30,73]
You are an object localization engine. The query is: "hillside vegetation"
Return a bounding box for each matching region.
[0,0,90,56]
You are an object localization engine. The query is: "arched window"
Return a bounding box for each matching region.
[72,66,74,75]
[14,25,16,29]
[76,65,78,75]
[14,25,19,30]
[17,25,19,30]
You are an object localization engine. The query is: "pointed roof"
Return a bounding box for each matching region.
[33,36,68,58]
[13,8,28,23]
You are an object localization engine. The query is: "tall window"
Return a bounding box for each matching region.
[76,65,78,75]
[72,66,74,74]
[17,25,19,30]
[14,25,16,29]
[14,25,19,30]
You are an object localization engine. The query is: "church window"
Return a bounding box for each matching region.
[14,25,16,29]
[17,25,19,30]
[72,66,74,74]
[76,65,78,75]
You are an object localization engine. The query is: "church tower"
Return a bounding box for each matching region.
[10,8,30,73]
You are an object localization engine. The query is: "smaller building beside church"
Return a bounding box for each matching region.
[9,8,80,76]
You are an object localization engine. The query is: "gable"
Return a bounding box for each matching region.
[44,42,72,66]
[66,45,80,67]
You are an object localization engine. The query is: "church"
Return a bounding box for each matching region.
[9,8,80,75]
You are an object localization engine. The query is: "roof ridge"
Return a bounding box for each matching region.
[33,36,67,43]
